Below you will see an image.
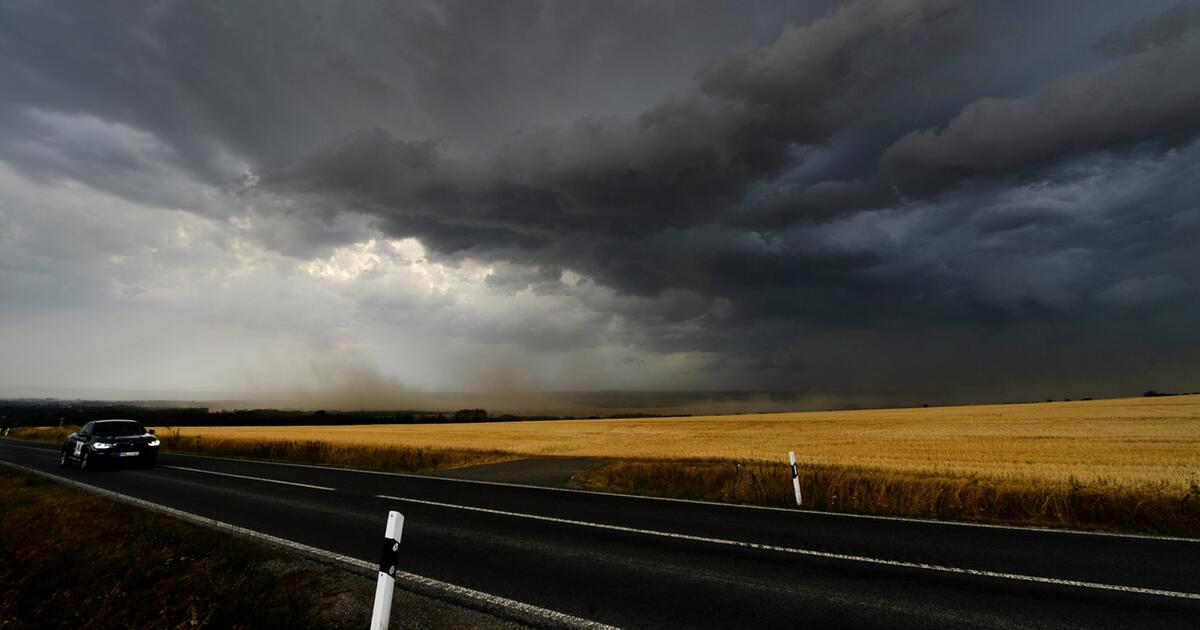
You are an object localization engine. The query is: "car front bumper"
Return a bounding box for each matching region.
[91,447,158,462]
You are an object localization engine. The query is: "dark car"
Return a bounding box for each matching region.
[60,419,159,471]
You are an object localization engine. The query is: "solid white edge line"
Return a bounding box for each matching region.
[160,446,1200,543]
[160,464,336,491]
[375,493,1200,602]
[0,459,617,630]
[6,440,1200,603]
[4,437,1198,544]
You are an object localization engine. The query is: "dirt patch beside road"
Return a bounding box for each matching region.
[431,457,607,488]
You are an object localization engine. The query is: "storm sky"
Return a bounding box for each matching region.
[1,0,1198,408]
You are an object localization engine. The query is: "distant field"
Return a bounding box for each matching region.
[170,395,1200,489]
[10,395,1198,533]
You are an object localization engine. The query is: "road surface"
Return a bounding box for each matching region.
[2,438,1198,629]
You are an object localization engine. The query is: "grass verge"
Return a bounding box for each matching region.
[157,432,517,472]
[8,427,1198,536]
[0,465,518,629]
[0,466,356,628]
[9,426,516,473]
[577,459,1200,537]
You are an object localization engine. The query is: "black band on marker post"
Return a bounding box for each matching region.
[379,536,401,576]
[791,463,798,479]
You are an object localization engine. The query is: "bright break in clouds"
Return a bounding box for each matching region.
[1,0,1198,409]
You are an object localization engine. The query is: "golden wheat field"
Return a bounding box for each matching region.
[168,395,1200,489]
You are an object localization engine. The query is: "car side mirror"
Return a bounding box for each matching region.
[147,428,156,435]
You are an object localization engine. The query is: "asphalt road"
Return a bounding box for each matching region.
[2,438,1199,629]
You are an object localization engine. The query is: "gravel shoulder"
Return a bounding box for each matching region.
[430,456,607,488]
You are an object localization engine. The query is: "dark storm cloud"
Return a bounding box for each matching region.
[2,0,1199,401]
[0,0,825,187]
[1092,4,1200,55]
[265,0,971,300]
[0,0,850,263]
[484,264,565,294]
[0,1,438,190]
[257,2,1200,399]
[883,33,1200,197]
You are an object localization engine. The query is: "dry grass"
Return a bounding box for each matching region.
[166,395,1200,489]
[579,460,1200,536]
[0,466,521,629]
[9,425,75,443]
[0,467,363,628]
[157,433,517,473]
[11,396,1200,534]
[6,426,516,474]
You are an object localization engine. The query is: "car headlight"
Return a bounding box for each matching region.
[92,442,113,449]
[148,439,160,447]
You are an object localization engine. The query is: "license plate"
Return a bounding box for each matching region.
[117,452,140,457]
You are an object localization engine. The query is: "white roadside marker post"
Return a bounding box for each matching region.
[370,510,405,630]
[788,451,802,507]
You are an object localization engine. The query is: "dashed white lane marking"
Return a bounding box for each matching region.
[0,460,612,630]
[146,444,1200,543]
[376,493,1200,602]
[5,442,1200,603]
[161,464,335,491]
[4,438,1196,544]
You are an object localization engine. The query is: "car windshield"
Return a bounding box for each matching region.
[93,422,146,437]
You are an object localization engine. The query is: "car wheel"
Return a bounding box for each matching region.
[59,448,71,468]
[80,450,93,472]
[140,455,156,469]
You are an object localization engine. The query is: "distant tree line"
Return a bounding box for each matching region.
[0,400,693,428]
[0,402,486,428]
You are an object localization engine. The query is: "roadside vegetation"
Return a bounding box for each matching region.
[156,432,518,472]
[0,468,375,628]
[147,395,1200,488]
[0,467,521,629]
[8,395,1199,536]
[577,459,1200,536]
[8,425,515,473]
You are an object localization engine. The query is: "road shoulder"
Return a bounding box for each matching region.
[0,464,526,629]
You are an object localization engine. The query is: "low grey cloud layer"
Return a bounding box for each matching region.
[884,33,1200,196]
[1,0,1197,408]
